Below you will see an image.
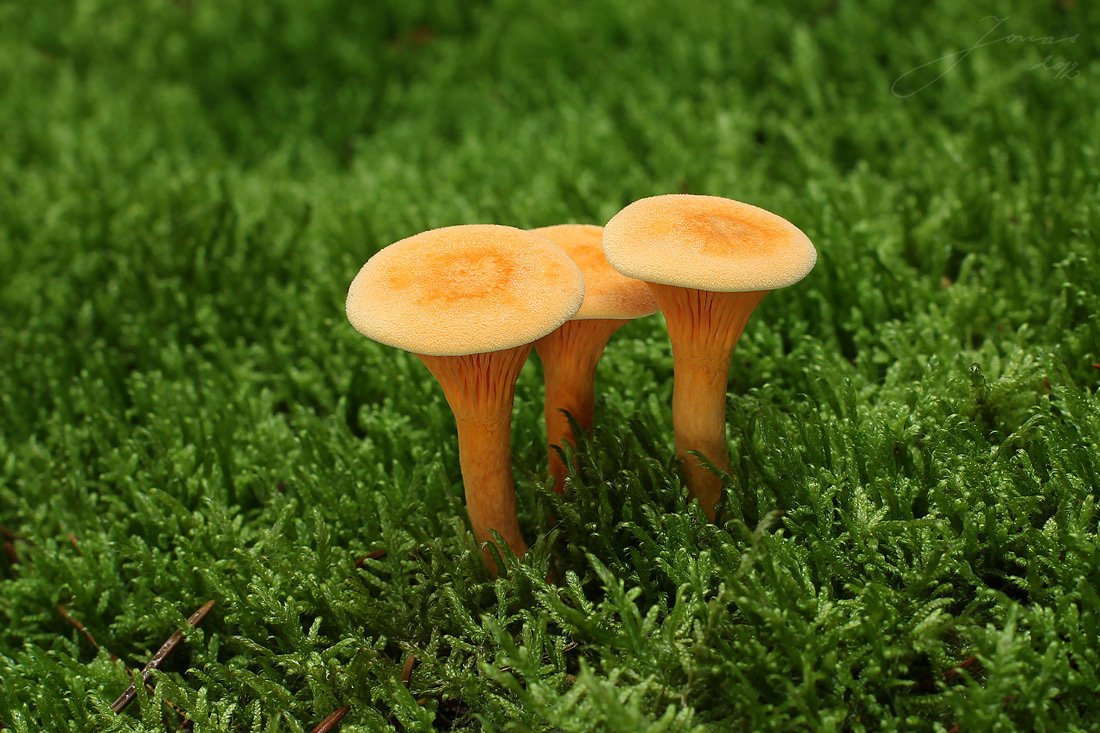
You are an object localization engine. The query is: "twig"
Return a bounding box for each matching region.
[163,697,194,731]
[354,549,387,567]
[58,604,116,659]
[310,706,350,733]
[69,533,82,556]
[126,670,191,729]
[110,600,215,714]
[401,653,417,685]
[917,655,981,691]
[2,526,35,565]
[64,603,192,727]
[942,656,981,684]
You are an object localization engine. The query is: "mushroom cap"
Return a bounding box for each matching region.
[530,224,659,320]
[346,224,585,356]
[602,194,816,292]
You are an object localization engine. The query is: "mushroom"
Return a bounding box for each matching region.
[602,194,816,522]
[346,225,585,573]
[530,225,658,493]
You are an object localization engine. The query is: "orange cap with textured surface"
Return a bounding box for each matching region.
[531,224,658,320]
[602,194,816,292]
[347,225,585,356]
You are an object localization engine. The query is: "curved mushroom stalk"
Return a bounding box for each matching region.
[648,284,768,522]
[418,346,531,573]
[527,224,658,496]
[534,318,630,493]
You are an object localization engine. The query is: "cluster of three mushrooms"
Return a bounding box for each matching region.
[346,195,815,570]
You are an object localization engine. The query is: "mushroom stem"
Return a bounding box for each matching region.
[418,346,531,574]
[648,284,768,522]
[534,319,629,493]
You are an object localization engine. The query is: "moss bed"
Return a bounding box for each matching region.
[2,1,1098,730]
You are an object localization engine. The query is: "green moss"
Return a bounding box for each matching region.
[2,0,1099,730]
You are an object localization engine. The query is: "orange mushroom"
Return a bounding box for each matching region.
[530,225,658,493]
[603,195,816,522]
[346,225,584,573]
